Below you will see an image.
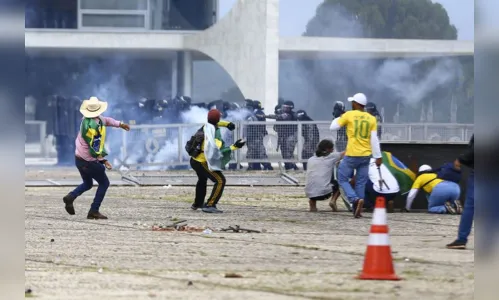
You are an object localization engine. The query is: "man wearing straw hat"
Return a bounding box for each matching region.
[62,97,130,219]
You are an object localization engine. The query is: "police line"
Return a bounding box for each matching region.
[113,121,473,170]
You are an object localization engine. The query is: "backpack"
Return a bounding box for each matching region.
[420,162,461,189]
[185,127,204,157]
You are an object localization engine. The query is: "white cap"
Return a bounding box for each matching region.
[347,93,367,106]
[418,164,432,172]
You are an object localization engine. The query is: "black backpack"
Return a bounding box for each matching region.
[185,127,205,157]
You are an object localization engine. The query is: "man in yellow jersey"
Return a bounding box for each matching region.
[329,93,382,218]
[405,164,461,214]
[189,109,246,213]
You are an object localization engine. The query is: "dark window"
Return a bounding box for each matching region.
[25,0,78,29]
[168,0,212,30]
[81,14,146,28]
[80,0,148,11]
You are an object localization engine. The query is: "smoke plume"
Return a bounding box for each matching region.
[279,3,466,122]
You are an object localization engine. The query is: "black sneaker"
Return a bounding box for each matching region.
[202,206,223,213]
[191,204,202,211]
[353,199,364,218]
[446,240,466,249]
[63,193,76,215]
[454,200,463,214]
[444,201,456,214]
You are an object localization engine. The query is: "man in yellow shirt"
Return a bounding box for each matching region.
[330,93,382,218]
[405,164,461,214]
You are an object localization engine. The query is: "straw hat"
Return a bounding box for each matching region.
[80,97,108,118]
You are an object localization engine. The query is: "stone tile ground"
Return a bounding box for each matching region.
[25,172,474,300]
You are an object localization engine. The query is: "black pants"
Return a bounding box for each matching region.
[190,158,226,207]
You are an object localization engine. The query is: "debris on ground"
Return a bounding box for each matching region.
[187,281,193,286]
[220,225,261,233]
[225,273,243,278]
[25,288,32,295]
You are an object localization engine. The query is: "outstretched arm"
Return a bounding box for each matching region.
[405,188,419,211]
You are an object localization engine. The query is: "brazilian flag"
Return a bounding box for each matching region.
[81,118,108,158]
[382,151,416,194]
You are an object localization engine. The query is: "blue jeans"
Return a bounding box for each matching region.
[338,156,370,203]
[457,171,474,243]
[428,181,461,213]
[70,157,110,212]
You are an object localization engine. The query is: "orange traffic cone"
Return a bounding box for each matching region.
[357,196,401,280]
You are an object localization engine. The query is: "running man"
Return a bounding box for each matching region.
[330,93,382,218]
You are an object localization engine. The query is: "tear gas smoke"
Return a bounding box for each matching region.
[279,3,467,122]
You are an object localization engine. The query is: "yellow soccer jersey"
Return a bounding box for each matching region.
[337,110,377,156]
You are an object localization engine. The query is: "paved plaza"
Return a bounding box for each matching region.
[25,170,474,299]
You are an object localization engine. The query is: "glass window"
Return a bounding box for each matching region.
[81,14,146,27]
[80,0,148,10]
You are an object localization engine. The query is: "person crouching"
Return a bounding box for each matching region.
[305,139,345,212]
[190,109,246,213]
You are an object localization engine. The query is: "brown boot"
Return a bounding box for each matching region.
[63,193,76,215]
[87,210,108,220]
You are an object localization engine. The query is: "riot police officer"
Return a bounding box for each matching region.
[245,100,273,171]
[138,97,155,124]
[365,102,383,139]
[274,100,298,170]
[296,110,320,171]
[332,101,347,152]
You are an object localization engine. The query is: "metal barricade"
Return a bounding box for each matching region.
[114,123,237,170]
[113,122,473,170]
[25,120,48,158]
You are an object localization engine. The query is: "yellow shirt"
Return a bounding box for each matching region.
[411,173,443,194]
[337,110,377,156]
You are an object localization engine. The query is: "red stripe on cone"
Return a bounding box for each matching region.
[357,196,401,280]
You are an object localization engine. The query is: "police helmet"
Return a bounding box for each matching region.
[332,101,346,117]
[230,102,241,111]
[252,100,262,110]
[138,97,148,108]
[245,99,254,109]
[296,110,307,119]
[274,104,282,114]
[283,100,294,109]
[365,102,377,115]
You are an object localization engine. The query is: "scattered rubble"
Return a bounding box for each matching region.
[225,273,243,278]
[220,225,261,233]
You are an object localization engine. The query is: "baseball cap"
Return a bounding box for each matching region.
[418,164,432,172]
[347,93,367,106]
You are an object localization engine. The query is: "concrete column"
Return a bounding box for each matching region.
[181,51,193,97]
[185,0,279,114]
[171,52,178,97]
[174,52,193,97]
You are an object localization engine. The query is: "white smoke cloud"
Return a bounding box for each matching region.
[280,3,466,122]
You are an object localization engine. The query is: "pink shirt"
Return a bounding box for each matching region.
[75,116,121,162]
